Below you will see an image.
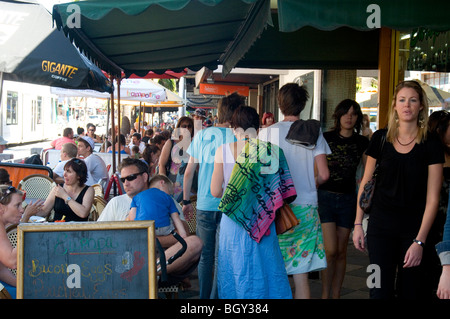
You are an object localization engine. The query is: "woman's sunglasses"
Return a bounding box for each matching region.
[0,185,17,202]
[120,171,145,183]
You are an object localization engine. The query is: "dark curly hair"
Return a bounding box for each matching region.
[64,158,88,186]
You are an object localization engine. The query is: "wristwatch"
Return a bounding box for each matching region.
[413,239,425,248]
[182,199,191,205]
[65,196,72,204]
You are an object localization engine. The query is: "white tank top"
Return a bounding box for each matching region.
[222,143,235,187]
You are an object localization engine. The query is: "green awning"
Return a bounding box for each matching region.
[277,0,450,32]
[238,15,380,70]
[52,0,271,77]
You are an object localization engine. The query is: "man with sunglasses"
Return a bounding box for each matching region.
[86,123,103,143]
[98,159,148,222]
[98,158,202,277]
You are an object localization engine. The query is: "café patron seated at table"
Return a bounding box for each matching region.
[39,158,94,222]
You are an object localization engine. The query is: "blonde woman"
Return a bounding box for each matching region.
[0,185,42,298]
[353,80,444,299]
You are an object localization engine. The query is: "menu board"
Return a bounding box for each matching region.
[16,221,156,299]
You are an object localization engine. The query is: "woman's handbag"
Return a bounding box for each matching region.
[359,132,386,214]
[275,202,299,234]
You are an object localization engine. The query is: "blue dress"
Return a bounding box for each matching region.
[217,143,292,299]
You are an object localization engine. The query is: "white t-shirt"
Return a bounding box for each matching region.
[258,121,331,206]
[97,193,185,222]
[84,154,108,186]
[53,160,69,179]
[128,141,146,153]
[97,194,131,221]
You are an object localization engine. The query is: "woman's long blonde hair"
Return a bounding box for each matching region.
[386,80,429,144]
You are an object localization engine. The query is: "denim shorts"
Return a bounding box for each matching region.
[317,189,357,229]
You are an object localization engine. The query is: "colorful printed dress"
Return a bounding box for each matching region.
[217,139,294,299]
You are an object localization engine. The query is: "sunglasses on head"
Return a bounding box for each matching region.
[120,171,145,183]
[0,185,17,202]
[72,158,83,165]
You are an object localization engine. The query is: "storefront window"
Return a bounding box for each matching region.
[6,91,18,125]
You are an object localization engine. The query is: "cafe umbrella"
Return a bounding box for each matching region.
[0,0,112,92]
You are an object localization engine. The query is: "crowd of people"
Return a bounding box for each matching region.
[2,80,450,300]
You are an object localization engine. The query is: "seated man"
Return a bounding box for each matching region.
[50,127,76,150]
[98,158,202,279]
[76,136,108,186]
[52,143,78,184]
[128,132,146,154]
[86,123,103,143]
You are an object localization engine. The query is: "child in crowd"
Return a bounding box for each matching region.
[127,175,187,237]
[131,145,141,159]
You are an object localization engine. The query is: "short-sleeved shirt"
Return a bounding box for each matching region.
[130,188,178,228]
[259,121,331,206]
[97,194,131,222]
[368,129,445,234]
[53,160,69,180]
[50,137,76,150]
[319,131,369,194]
[84,154,108,186]
[186,126,236,211]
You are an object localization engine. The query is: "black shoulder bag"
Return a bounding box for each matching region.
[359,132,386,214]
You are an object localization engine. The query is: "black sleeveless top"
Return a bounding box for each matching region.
[53,186,90,222]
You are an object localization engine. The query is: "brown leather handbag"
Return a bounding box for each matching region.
[275,202,299,234]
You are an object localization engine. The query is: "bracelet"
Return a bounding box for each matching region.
[182,199,191,205]
[354,223,363,226]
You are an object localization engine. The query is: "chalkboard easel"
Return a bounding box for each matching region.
[16,221,156,299]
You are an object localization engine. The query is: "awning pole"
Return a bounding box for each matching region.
[109,74,116,178]
[117,77,122,165]
[138,102,142,134]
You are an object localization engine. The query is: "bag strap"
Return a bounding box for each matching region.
[373,131,386,176]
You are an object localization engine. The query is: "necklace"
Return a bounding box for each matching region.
[396,135,416,146]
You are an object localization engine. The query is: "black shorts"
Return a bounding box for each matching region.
[318,189,357,229]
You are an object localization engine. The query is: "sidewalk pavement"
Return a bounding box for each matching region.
[169,241,370,299]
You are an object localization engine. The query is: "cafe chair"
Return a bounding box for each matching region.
[182,195,197,235]
[91,184,104,198]
[18,174,56,201]
[0,282,12,299]
[89,196,107,221]
[6,224,18,276]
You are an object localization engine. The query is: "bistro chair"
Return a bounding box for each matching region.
[183,195,197,235]
[91,184,104,198]
[18,174,56,201]
[89,196,107,221]
[6,224,18,276]
[0,282,12,299]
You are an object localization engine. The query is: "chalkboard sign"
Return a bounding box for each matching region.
[16,221,156,299]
